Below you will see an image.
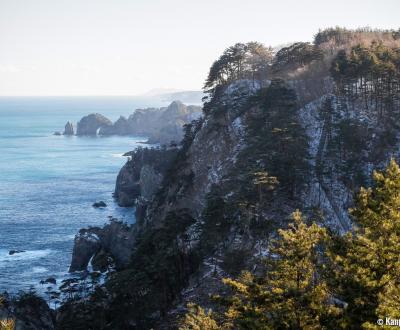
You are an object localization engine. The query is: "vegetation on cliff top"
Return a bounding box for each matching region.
[55,27,400,329]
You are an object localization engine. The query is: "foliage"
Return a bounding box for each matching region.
[243,79,310,198]
[105,209,201,328]
[186,211,341,329]
[204,42,273,94]
[199,185,230,254]
[314,27,400,48]
[0,297,14,330]
[273,42,323,72]
[0,319,14,330]
[330,159,400,328]
[179,303,220,330]
[330,42,400,122]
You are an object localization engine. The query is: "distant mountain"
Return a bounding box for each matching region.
[140,88,184,96]
[158,90,204,105]
[139,89,204,105]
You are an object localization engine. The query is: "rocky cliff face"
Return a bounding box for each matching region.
[61,31,400,328]
[69,220,135,272]
[114,147,178,207]
[139,83,254,229]
[0,294,55,330]
[107,79,400,326]
[76,113,113,136]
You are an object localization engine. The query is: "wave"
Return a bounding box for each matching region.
[31,266,48,273]
[111,153,124,158]
[0,249,53,265]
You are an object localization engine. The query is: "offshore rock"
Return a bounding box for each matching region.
[76,113,112,136]
[63,121,74,135]
[74,101,202,144]
[9,249,25,255]
[92,201,107,208]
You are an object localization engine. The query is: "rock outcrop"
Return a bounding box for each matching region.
[0,293,55,330]
[69,220,135,272]
[76,113,113,136]
[63,121,74,135]
[146,101,202,143]
[141,81,252,228]
[69,228,101,272]
[114,146,178,207]
[9,249,25,255]
[60,101,202,143]
[98,116,130,136]
[92,201,107,208]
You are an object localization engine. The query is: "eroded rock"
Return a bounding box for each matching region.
[76,113,112,136]
[69,221,135,272]
[63,121,74,135]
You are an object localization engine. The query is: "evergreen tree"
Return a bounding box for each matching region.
[180,303,220,330]
[199,185,230,254]
[244,79,309,198]
[218,211,340,329]
[0,297,14,330]
[252,171,278,204]
[331,159,400,328]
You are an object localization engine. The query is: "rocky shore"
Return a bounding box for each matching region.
[69,219,135,272]
[114,146,179,207]
[0,293,55,330]
[57,100,202,145]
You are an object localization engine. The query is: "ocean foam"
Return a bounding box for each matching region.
[111,153,124,158]
[32,266,48,273]
[0,249,52,265]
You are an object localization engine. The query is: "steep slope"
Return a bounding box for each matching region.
[59,28,400,329]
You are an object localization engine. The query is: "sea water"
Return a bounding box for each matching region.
[0,96,163,295]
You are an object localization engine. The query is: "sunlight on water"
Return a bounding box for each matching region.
[0,97,160,294]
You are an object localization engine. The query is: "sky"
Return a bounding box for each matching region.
[0,0,399,96]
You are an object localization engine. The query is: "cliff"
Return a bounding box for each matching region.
[114,146,178,207]
[0,293,55,330]
[65,100,202,144]
[60,28,400,328]
[69,220,135,272]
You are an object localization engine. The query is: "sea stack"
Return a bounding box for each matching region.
[76,113,113,135]
[63,121,75,135]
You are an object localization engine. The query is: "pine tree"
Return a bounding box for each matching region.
[244,80,309,199]
[200,185,229,254]
[252,171,278,204]
[0,297,15,330]
[180,303,220,330]
[220,211,340,329]
[332,159,400,328]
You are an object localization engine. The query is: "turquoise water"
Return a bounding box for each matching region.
[0,96,161,294]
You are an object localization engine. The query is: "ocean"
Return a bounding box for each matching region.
[0,96,165,295]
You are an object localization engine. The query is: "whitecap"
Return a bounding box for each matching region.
[32,266,48,273]
[0,249,52,265]
[111,153,124,158]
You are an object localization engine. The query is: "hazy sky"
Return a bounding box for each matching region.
[0,0,399,96]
